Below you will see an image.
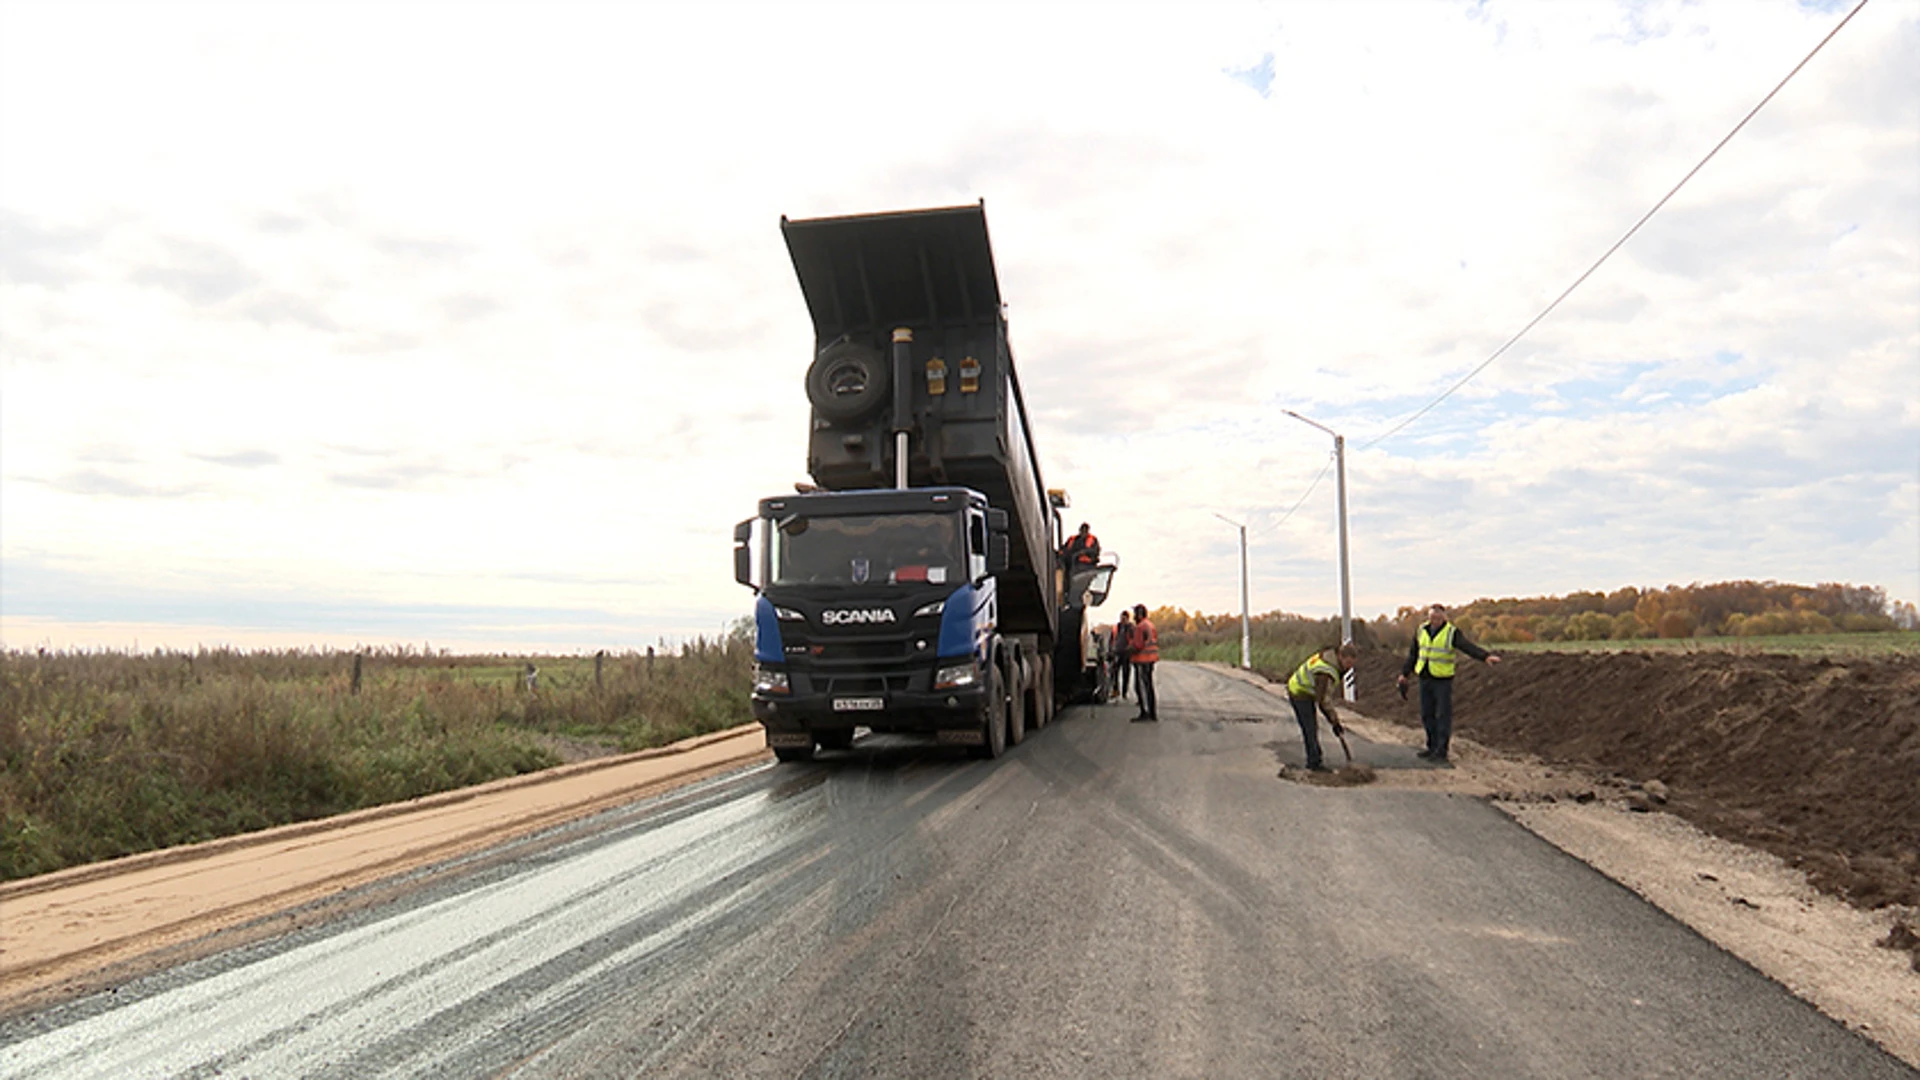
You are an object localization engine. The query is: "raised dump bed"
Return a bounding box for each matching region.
[782,203,1054,635]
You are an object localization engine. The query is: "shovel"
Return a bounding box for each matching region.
[1325,712,1354,765]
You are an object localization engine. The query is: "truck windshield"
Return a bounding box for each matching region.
[770,512,965,587]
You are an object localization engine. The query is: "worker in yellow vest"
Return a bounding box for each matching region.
[1396,603,1501,763]
[1286,643,1358,771]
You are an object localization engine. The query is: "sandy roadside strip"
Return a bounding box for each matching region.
[1200,661,1920,1068]
[0,723,771,1011]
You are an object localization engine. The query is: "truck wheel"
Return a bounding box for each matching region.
[773,745,814,763]
[805,340,891,422]
[815,729,855,751]
[1007,664,1026,747]
[972,665,1008,759]
[1033,658,1053,728]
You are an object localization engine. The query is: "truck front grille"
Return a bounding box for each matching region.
[816,641,913,662]
[819,675,913,695]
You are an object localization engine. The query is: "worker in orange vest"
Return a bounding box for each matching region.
[1062,523,1100,568]
[1109,608,1134,702]
[1128,603,1160,722]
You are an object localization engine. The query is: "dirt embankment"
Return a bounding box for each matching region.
[1352,649,1920,909]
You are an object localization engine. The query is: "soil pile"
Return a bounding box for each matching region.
[1352,649,1920,909]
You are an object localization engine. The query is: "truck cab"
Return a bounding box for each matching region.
[735,487,1014,760]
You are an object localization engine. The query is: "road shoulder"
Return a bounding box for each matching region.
[0,724,771,1015]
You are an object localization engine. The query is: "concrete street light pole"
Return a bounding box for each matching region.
[1283,409,1355,702]
[1212,513,1251,670]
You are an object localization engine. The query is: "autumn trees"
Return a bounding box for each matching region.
[1429,581,1906,643]
[1147,581,1908,654]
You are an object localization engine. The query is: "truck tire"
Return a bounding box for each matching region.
[773,744,814,763]
[971,665,1008,759]
[1033,657,1053,728]
[1007,662,1026,747]
[805,340,891,422]
[1054,607,1090,707]
[815,729,855,751]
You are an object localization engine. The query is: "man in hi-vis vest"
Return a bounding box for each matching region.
[1287,643,1358,772]
[1397,604,1500,763]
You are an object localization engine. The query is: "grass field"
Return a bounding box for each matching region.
[1496,631,1920,656]
[1159,639,1323,683]
[0,639,753,882]
[1157,617,1355,685]
[1162,628,1919,681]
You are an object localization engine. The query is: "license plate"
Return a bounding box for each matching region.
[833,696,884,712]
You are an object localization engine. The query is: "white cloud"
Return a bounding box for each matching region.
[2,0,1915,650]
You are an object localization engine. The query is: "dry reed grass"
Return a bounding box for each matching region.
[0,635,752,881]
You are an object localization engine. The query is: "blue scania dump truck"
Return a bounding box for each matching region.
[733,203,1117,762]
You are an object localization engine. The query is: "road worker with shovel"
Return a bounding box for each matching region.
[1287,643,1358,772]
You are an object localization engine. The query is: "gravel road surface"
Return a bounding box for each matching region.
[2,662,1910,1079]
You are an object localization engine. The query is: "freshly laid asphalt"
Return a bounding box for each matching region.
[2,662,1911,1079]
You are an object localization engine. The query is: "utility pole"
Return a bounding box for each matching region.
[1212,513,1251,669]
[1283,410,1355,702]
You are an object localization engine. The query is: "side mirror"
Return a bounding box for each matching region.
[987,508,1009,533]
[987,534,1010,575]
[733,519,754,588]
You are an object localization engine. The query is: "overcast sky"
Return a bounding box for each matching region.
[3,0,1916,653]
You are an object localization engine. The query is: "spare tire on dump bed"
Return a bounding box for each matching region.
[806,339,891,422]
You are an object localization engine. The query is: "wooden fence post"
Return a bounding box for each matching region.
[647,645,656,681]
[595,650,605,693]
[351,653,363,696]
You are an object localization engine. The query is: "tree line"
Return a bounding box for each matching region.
[1141,580,1915,648]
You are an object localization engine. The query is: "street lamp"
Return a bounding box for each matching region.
[1282,409,1355,702]
[1211,512,1251,670]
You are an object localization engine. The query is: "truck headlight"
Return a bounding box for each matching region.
[912,600,945,618]
[933,662,978,690]
[754,666,790,694]
[774,606,806,622]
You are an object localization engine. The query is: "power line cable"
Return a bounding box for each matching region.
[1361,0,1871,451]
[1252,452,1336,537]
